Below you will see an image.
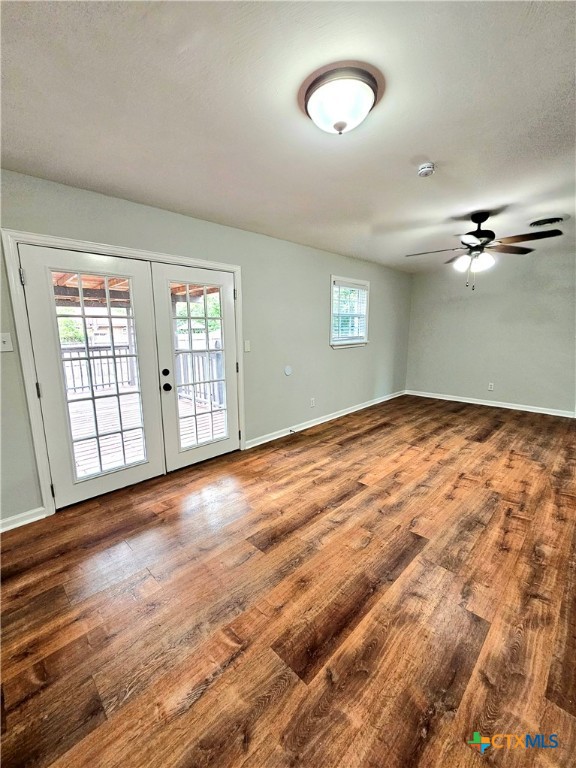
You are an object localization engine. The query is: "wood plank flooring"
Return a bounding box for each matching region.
[1,395,575,767]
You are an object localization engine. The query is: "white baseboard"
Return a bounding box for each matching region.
[244,391,406,449]
[1,506,50,533]
[404,390,575,419]
[245,389,574,450]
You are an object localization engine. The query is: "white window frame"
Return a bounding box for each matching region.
[330,275,370,348]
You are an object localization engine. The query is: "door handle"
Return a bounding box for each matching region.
[162,383,173,392]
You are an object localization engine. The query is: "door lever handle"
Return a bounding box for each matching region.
[162,383,173,392]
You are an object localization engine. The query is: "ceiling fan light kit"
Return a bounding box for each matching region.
[453,252,496,274]
[304,66,378,134]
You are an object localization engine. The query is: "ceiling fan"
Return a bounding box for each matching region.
[405,211,563,289]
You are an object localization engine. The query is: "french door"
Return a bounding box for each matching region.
[152,262,239,471]
[19,244,239,508]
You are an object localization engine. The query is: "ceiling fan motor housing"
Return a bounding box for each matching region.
[474,228,495,244]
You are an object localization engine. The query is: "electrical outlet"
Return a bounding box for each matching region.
[0,333,13,352]
[310,397,315,408]
[488,382,494,391]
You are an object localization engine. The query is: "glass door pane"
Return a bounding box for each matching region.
[152,262,239,473]
[52,272,146,480]
[171,282,228,449]
[20,243,165,509]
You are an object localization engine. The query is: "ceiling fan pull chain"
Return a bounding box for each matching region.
[465,260,471,288]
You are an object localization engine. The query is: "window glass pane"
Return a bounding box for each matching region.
[194,381,211,413]
[189,286,205,318]
[209,351,224,381]
[174,319,190,350]
[119,393,144,430]
[212,410,227,440]
[63,357,92,399]
[100,433,124,471]
[196,413,213,443]
[79,274,107,314]
[170,283,188,318]
[95,396,121,434]
[210,381,226,410]
[194,352,210,382]
[86,316,112,351]
[73,439,101,478]
[68,400,96,440]
[91,356,117,396]
[206,289,221,318]
[191,320,208,350]
[208,320,222,350]
[54,273,82,315]
[175,353,192,386]
[113,318,137,354]
[58,317,86,353]
[56,304,82,316]
[180,417,197,448]
[177,385,196,419]
[123,429,145,464]
[116,357,140,393]
[108,277,132,315]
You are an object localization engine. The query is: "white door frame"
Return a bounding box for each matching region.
[1,228,246,522]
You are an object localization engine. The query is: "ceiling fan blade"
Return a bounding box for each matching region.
[405,247,463,258]
[489,244,534,255]
[460,234,481,247]
[497,229,563,245]
[445,254,465,264]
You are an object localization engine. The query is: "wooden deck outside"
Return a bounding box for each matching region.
[69,389,227,477]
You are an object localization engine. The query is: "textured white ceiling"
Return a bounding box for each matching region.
[2,1,575,271]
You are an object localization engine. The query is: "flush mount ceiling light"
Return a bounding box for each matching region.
[304,67,378,134]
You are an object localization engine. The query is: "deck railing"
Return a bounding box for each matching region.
[61,344,225,404]
[61,345,136,395]
[175,351,225,407]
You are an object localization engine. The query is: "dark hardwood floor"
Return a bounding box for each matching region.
[1,395,575,767]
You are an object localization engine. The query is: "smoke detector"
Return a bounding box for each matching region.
[417,162,435,178]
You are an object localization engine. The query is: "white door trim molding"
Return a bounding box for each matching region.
[2,233,57,521]
[1,228,246,526]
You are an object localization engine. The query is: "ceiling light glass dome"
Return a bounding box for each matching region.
[305,67,378,134]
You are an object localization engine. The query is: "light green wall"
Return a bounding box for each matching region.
[406,250,576,414]
[1,250,43,518]
[0,170,412,521]
[4,170,573,527]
